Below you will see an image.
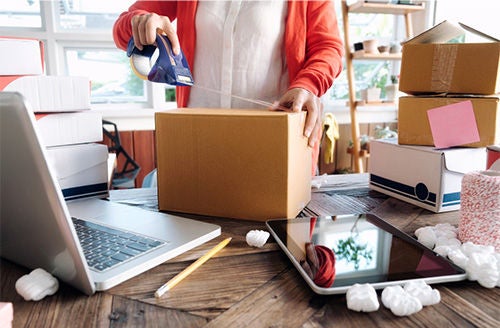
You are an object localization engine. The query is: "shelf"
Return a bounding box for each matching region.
[341,0,423,173]
[348,1,425,15]
[347,147,370,158]
[351,52,402,60]
[353,100,397,107]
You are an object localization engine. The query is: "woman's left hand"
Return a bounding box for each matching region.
[272,88,323,147]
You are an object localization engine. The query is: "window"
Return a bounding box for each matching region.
[326,1,404,106]
[1,0,42,28]
[0,0,174,109]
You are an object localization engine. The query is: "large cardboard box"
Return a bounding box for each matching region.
[155,108,312,221]
[398,95,500,147]
[369,139,486,213]
[399,21,500,95]
[46,143,109,200]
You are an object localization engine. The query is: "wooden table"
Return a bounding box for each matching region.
[1,174,499,327]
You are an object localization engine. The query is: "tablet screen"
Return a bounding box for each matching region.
[266,214,466,295]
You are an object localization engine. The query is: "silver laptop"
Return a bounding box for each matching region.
[0,92,221,295]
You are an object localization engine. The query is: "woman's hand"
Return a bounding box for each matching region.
[272,87,323,147]
[130,13,180,55]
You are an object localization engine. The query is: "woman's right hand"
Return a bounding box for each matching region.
[130,13,180,55]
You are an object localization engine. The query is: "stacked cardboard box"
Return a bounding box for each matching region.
[0,37,108,200]
[369,21,498,212]
[398,21,500,147]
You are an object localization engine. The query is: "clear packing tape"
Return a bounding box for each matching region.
[458,169,500,252]
[430,44,458,93]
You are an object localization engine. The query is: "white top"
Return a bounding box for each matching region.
[188,0,288,109]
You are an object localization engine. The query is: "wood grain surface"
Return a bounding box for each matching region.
[1,175,499,327]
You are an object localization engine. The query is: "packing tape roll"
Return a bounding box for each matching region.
[458,170,500,252]
[129,49,159,80]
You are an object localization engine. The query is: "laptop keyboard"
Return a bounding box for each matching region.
[72,218,165,272]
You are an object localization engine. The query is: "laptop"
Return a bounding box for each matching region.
[266,214,467,295]
[0,92,221,295]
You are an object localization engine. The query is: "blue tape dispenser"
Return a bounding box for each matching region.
[127,34,194,86]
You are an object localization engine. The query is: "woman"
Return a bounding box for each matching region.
[113,0,344,173]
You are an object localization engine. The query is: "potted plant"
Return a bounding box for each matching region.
[384,74,399,103]
[360,63,388,103]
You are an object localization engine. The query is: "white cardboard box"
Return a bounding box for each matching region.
[369,139,486,212]
[0,37,44,75]
[35,112,103,147]
[46,143,109,200]
[2,75,91,112]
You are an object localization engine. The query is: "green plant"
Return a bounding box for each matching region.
[334,217,373,270]
[335,236,373,270]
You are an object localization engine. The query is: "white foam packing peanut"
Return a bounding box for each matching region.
[404,280,441,306]
[346,283,379,312]
[381,285,423,316]
[415,224,500,289]
[415,223,458,250]
[246,230,270,248]
[15,268,59,301]
[466,251,499,288]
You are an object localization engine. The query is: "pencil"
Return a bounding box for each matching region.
[155,237,232,298]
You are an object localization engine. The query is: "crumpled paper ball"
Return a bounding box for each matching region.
[246,230,270,248]
[346,283,379,312]
[381,285,422,316]
[15,268,59,301]
[404,280,440,306]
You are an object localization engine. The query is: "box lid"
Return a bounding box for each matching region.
[404,20,499,44]
[442,148,487,174]
[376,139,486,174]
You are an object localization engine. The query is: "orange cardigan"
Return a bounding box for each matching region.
[113,0,343,105]
[113,0,344,173]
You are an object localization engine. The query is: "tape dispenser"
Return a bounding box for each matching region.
[127,34,194,86]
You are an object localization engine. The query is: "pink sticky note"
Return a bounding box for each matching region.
[426,100,480,149]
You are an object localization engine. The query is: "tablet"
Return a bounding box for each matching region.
[266,214,467,295]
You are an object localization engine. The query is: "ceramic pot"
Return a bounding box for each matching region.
[385,84,399,103]
[362,39,378,54]
[361,87,381,103]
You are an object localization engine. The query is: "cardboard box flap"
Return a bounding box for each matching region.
[459,22,499,42]
[47,144,109,179]
[443,148,486,174]
[165,108,291,118]
[404,20,498,45]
